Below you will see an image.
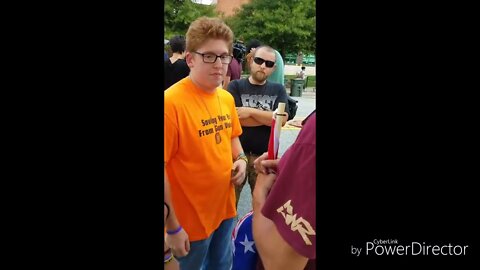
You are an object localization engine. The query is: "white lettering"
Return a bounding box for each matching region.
[366,242,374,255]
[412,242,422,255]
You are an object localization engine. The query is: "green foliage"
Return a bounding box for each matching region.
[224,0,316,58]
[163,0,316,60]
[164,0,218,39]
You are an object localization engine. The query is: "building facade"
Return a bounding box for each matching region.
[215,0,251,17]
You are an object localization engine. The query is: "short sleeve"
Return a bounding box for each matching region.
[261,113,316,259]
[227,80,243,107]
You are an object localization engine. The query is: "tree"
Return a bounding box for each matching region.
[224,0,316,59]
[164,0,218,39]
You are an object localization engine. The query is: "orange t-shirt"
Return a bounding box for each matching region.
[164,77,243,241]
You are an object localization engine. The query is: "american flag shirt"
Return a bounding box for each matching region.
[232,210,258,270]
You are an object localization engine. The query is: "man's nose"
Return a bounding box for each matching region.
[213,56,223,67]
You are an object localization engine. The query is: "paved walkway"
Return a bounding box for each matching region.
[284,65,316,76]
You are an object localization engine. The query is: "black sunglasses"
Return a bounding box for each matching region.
[253,57,275,68]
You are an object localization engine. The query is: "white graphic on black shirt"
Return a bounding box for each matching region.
[240,94,277,111]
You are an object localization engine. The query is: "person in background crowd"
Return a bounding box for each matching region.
[223,41,245,89]
[227,45,288,208]
[244,39,285,86]
[244,39,262,72]
[164,35,190,90]
[296,66,306,80]
[267,49,285,86]
[296,66,307,90]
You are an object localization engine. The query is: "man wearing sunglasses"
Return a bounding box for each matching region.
[227,45,289,208]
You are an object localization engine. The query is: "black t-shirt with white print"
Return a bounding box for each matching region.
[227,78,288,155]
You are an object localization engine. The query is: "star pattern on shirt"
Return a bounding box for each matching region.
[239,234,256,254]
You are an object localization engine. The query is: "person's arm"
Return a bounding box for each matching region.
[164,168,180,230]
[230,137,247,186]
[249,109,276,126]
[238,107,288,126]
[239,117,264,127]
[163,107,190,257]
[164,166,190,257]
[227,79,266,127]
[236,107,274,126]
[252,173,309,270]
[253,152,279,174]
[253,114,317,269]
[164,176,180,269]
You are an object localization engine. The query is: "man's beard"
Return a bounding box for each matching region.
[252,71,267,83]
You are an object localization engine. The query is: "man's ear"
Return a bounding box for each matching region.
[185,52,194,68]
[244,53,253,72]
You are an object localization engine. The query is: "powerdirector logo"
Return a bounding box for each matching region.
[350,239,469,257]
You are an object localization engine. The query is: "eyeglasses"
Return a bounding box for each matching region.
[192,51,233,64]
[253,57,275,68]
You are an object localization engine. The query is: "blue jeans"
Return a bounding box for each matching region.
[176,218,234,270]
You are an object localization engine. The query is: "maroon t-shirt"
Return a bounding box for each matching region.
[227,57,242,81]
[258,112,316,269]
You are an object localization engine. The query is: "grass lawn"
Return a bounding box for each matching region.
[285,75,316,88]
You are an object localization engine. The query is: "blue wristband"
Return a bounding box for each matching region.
[166,225,182,235]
